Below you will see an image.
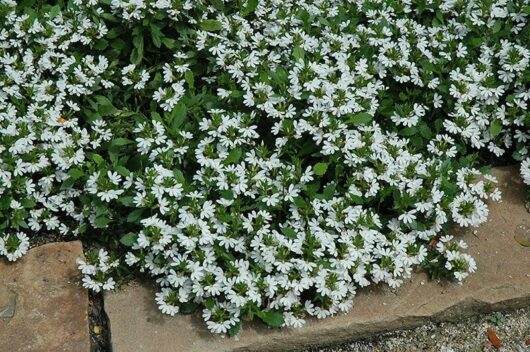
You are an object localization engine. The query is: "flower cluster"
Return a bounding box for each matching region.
[77,249,118,292]
[2,0,529,336]
[0,231,29,261]
[0,2,112,257]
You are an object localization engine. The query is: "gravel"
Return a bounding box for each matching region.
[306,307,530,352]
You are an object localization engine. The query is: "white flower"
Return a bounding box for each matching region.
[521,158,530,185]
[398,210,417,224]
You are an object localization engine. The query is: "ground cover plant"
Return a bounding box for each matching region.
[1,0,529,335]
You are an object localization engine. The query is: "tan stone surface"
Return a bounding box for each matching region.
[105,166,530,352]
[0,241,90,352]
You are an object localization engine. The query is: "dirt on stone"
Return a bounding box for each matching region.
[308,307,530,352]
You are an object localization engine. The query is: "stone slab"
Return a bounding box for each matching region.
[0,241,90,352]
[105,166,530,352]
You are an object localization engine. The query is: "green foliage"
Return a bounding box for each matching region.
[488,312,505,327]
[256,311,284,328]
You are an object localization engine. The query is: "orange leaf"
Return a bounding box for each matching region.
[428,236,440,249]
[487,328,501,349]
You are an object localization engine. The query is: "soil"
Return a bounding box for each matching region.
[29,232,67,248]
[89,291,112,352]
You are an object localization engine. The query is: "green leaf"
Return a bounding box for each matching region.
[149,23,163,48]
[68,168,85,180]
[490,120,502,137]
[184,70,194,89]
[94,216,111,228]
[118,196,135,206]
[100,12,119,23]
[201,19,223,31]
[294,197,308,209]
[60,177,76,190]
[281,227,297,239]
[218,212,231,223]
[479,165,492,174]
[131,33,144,64]
[240,0,258,17]
[49,4,60,19]
[492,21,502,34]
[220,190,234,200]
[161,37,177,49]
[107,27,124,39]
[20,198,36,208]
[349,194,364,205]
[209,0,224,10]
[224,148,242,164]
[228,321,241,337]
[434,118,443,133]
[256,311,284,328]
[317,16,331,27]
[323,182,336,200]
[205,298,215,310]
[348,112,373,125]
[96,205,107,217]
[0,196,10,210]
[292,46,305,61]
[115,165,130,177]
[419,124,432,139]
[94,95,118,116]
[127,209,143,223]
[171,103,187,130]
[467,37,483,49]
[93,39,108,50]
[173,169,186,184]
[400,127,418,136]
[411,135,424,149]
[435,11,444,24]
[20,0,36,7]
[120,232,137,247]
[313,162,328,176]
[133,31,144,49]
[91,153,105,165]
[112,138,134,146]
[17,220,28,229]
[111,38,126,50]
[180,302,199,314]
[420,59,435,73]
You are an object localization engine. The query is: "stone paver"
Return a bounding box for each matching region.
[105,166,530,352]
[0,241,90,352]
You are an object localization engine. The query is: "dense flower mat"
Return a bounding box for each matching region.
[1,0,529,335]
